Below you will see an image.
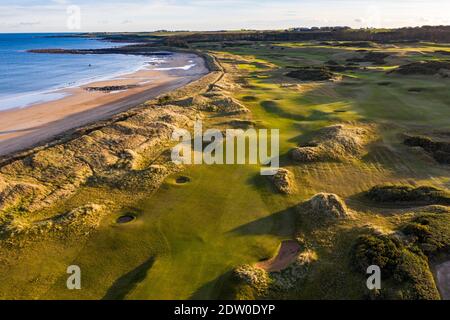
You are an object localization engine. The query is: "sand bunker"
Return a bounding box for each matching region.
[176,176,191,184]
[270,249,318,291]
[241,95,258,102]
[117,215,136,224]
[435,261,450,300]
[256,240,302,272]
[234,244,317,295]
[291,124,375,163]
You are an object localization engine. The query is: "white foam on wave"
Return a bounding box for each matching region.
[153,63,196,71]
[0,91,70,111]
[0,56,163,111]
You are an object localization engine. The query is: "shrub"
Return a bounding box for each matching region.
[367,185,450,205]
[403,213,450,257]
[351,234,440,300]
[391,61,450,76]
[285,67,334,81]
[352,235,403,276]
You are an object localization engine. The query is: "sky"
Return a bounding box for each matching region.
[1,0,450,33]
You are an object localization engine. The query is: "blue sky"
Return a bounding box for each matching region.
[1,0,449,32]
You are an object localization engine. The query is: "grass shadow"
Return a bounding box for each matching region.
[260,100,306,121]
[228,205,298,238]
[189,271,235,300]
[102,256,155,300]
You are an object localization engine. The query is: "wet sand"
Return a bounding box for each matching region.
[0,52,208,157]
[435,261,450,300]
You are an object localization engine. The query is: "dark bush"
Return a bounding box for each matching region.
[351,234,440,300]
[285,67,334,81]
[367,185,450,205]
[403,214,450,257]
[347,52,389,64]
[352,235,403,276]
[391,61,450,76]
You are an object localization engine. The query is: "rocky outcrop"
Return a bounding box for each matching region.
[85,85,139,92]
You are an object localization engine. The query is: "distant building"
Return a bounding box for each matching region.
[319,26,351,31]
[287,27,311,32]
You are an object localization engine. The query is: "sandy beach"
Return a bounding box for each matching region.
[0,52,208,157]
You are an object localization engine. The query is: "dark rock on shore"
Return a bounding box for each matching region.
[28,45,174,57]
[85,85,139,93]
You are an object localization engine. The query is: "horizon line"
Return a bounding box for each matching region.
[1,24,450,34]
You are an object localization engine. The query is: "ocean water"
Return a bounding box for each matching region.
[0,33,152,111]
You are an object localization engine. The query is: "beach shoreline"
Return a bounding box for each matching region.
[0,52,208,157]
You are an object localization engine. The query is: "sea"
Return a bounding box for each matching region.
[0,33,153,111]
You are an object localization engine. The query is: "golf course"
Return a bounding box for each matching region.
[0,31,449,300]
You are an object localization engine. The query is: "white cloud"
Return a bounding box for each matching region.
[1,0,450,32]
